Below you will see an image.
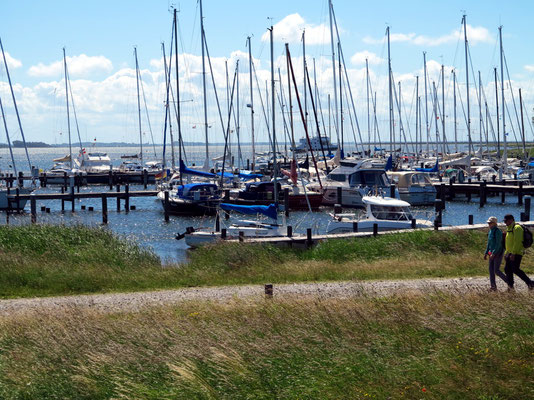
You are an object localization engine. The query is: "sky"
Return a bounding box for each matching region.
[1,0,534,151]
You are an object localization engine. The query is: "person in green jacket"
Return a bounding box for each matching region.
[503,214,534,290]
[484,216,507,290]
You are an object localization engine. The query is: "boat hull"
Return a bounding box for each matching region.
[327,220,433,234]
[0,188,33,210]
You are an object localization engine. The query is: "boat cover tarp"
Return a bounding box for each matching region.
[415,159,439,173]
[180,160,216,178]
[220,202,277,220]
[384,154,393,171]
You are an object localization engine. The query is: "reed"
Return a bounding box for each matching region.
[0,292,532,399]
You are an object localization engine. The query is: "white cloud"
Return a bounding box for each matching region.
[0,51,22,70]
[525,65,534,72]
[261,13,330,45]
[351,51,384,66]
[363,24,493,47]
[28,54,113,77]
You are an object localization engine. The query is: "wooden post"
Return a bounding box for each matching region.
[264,284,273,298]
[108,170,113,190]
[306,228,313,247]
[284,187,290,217]
[525,196,531,221]
[70,185,75,212]
[479,182,486,208]
[221,228,227,239]
[18,171,23,187]
[63,172,67,190]
[287,225,293,237]
[42,173,47,188]
[390,184,396,198]
[468,215,473,225]
[352,222,358,232]
[143,169,148,189]
[434,219,439,230]
[215,214,220,232]
[224,189,230,201]
[501,190,506,204]
[125,184,130,212]
[101,194,108,224]
[116,184,121,212]
[518,181,524,205]
[466,188,471,202]
[164,190,170,222]
[239,231,244,242]
[30,196,36,224]
[76,173,80,193]
[411,219,416,229]
[246,159,250,170]
[337,186,342,205]
[15,188,20,212]
[373,223,378,236]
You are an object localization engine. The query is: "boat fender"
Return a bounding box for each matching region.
[175,233,186,240]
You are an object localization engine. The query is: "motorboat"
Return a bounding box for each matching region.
[387,171,437,206]
[326,196,433,234]
[0,186,33,210]
[292,136,337,153]
[158,182,221,216]
[182,203,285,247]
[307,158,397,208]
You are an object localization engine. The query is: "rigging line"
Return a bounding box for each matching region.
[219,64,238,188]
[137,68,157,158]
[251,57,273,149]
[521,97,534,142]
[331,6,364,148]
[455,75,469,143]
[65,67,83,151]
[503,51,523,141]
[391,74,413,153]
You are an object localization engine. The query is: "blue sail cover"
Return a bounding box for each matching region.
[415,159,439,173]
[220,203,278,220]
[384,154,393,171]
[239,171,263,179]
[180,160,216,178]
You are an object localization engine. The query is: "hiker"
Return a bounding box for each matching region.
[484,216,507,290]
[503,214,534,290]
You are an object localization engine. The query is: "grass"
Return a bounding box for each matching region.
[1,224,533,298]
[0,292,533,399]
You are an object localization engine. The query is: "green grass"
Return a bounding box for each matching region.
[0,292,533,399]
[1,225,531,299]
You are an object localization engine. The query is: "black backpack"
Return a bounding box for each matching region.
[520,224,533,249]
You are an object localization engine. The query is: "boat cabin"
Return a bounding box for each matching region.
[177,183,219,201]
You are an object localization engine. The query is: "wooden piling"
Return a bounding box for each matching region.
[337,187,342,204]
[287,226,293,237]
[116,185,121,212]
[390,184,396,198]
[101,194,108,224]
[518,181,524,205]
[501,190,506,204]
[239,231,244,242]
[264,284,273,298]
[284,187,289,217]
[221,228,227,239]
[306,228,313,247]
[468,215,473,225]
[108,171,113,190]
[30,196,36,224]
[411,219,416,229]
[352,222,358,232]
[215,214,220,232]
[373,223,378,236]
[125,184,130,212]
[71,186,75,212]
[143,169,148,189]
[525,196,531,221]
[164,191,170,222]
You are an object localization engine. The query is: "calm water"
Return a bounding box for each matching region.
[0,146,528,263]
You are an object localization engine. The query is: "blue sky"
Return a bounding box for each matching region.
[1,0,533,148]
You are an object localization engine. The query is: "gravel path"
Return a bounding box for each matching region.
[1,276,526,316]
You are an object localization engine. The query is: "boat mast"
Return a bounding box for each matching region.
[478,70,483,154]
[423,52,429,154]
[519,88,526,157]
[63,48,73,169]
[499,26,507,172]
[200,0,209,167]
[328,0,339,154]
[247,36,255,172]
[269,26,278,207]
[0,37,32,173]
[302,30,307,135]
[453,69,458,153]
[236,61,241,170]
[366,58,370,155]
[494,68,500,158]
[134,47,143,165]
[442,64,446,157]
[0,96,17,176]
[463,15,472,155]
[415,75,419,157]
[338,42,343,155]
[387,27,393,154]
[173,8,183,182]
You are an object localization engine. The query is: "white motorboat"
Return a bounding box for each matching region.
[387,171,436,206]
[326,196,433,234]
[0,186,33,210]
[307,158,398,207]
[183,203,285,247]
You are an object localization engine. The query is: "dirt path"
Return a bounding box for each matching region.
[1,276,525,316]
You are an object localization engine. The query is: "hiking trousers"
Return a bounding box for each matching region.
[504,255,533,288]
[488,252,507,289]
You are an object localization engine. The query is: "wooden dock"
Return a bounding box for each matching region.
[220,221,534,248]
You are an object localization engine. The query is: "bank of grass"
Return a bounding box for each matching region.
[2,225,531,299]
[0,292,533,399]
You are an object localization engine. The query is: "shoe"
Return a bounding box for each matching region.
[507,286,515,292]
[528,284,534,291]
[489,287,497,292]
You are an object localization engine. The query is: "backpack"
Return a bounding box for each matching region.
[520,224,533,249]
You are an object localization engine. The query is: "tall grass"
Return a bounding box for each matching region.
[1,225,526,299]
[0,292,532,399]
